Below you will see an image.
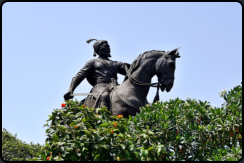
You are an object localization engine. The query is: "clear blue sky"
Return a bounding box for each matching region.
[2,2,242,145]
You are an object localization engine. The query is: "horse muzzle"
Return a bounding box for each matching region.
[160,83,166,92]
[158,76,174,92]
[160,81,173,92]
[165,82,173,92]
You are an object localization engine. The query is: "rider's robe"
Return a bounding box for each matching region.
[68,57,130,108]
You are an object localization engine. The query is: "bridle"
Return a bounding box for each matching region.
[124,53,178,103]
[115,49,180,111]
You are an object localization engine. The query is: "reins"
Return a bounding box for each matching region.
[125,65,161,87]
[124,64,162,103]
[117,49,180,109]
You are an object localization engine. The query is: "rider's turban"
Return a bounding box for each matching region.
[86,39,107,57]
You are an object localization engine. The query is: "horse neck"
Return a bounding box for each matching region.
[132,57,158,83]
[128,57,158,102]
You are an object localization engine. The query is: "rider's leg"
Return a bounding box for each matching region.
[100,91,110,111]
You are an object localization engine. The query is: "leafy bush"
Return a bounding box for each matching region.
[30,82,242,161]
[2,128,44,161]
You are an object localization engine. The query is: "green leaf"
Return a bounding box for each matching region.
[129,144,134,151]
[120,144,125,150]
[164,123,168,129]
[70,122,77,126]
[82,130,90,136]
[95,154,100,160]
[94,144,99,149]
[148,130,154,135]
[142,149,148,157]
[136,147,144,150]
[156,114,159,121]
[101,145,108,149]
[157,145,164,155]
[125,150,130,157]
[110,116,118,119]
[85,115,90,121]
[53,135,58,142]
[147,147,154,151]
[75,112,82,117]
[100,123,108,127]
[67,112,73,115]
[57,142,65,146]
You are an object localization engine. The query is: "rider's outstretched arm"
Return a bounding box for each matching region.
[64,61,93,100]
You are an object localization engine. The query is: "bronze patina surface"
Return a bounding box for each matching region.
[64,39,180,118]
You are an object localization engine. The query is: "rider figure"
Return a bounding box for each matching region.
[64,39,130,111]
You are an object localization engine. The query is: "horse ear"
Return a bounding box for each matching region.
[168,47,180,56]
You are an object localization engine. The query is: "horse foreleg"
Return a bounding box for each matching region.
[111,91,127,117]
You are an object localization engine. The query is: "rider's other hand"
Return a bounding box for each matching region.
[64,92,74,101]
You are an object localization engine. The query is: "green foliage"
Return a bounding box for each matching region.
[31,82,242,161]
[2,128,44,161]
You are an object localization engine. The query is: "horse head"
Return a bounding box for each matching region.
[155,47,180,92]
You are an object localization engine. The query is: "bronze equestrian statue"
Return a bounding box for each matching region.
[64,39,181,118]
[64,39,131,112]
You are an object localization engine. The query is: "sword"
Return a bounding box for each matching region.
[71,93,102,96]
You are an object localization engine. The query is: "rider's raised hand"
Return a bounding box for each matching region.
[64,92,74,101]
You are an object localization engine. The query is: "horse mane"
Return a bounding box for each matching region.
[123,50,165,82]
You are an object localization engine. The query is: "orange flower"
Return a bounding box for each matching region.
[162,153,165,158]
[236,128,239,132]
[230,129,234,137]
[97,114,99,116]
[114,123,117,127]
[59,153,61,155]
[117,115,123,118]
[61,103,66,108]
[75,126,78,128]
[111,130,114,133]
[83,105,85,107]
[47,156,50,160]
[239,134,242,138]
[197,117,201,123]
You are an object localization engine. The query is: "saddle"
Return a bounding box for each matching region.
[77,81,118,109]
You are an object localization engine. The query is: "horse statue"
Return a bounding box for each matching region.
[79,48,180,118]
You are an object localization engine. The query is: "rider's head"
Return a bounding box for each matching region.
[94,40,111,58]
[86,39,111,58]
